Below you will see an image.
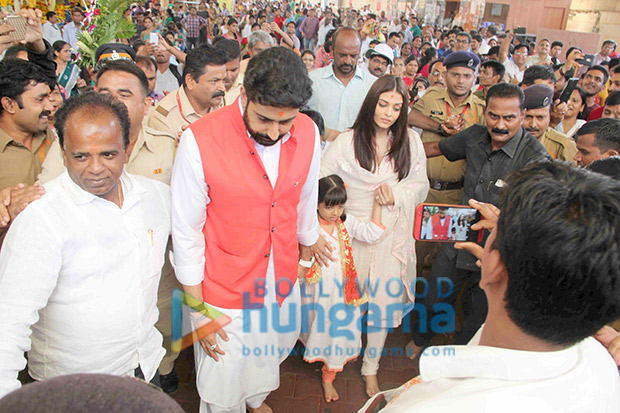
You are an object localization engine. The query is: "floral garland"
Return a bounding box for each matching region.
[305,218,368,307]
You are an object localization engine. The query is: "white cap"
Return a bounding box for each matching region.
[365,43,394,65]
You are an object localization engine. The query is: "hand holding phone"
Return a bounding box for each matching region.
[149,32,159,46]
[4,16,26,42]
[414,203,483,243]
[559,78,579,104]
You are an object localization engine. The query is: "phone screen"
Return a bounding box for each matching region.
[415,204,481,242]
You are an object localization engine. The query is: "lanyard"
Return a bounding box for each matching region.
[176,89,192,125]
[446,101,469,118]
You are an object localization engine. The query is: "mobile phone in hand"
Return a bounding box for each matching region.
[4,16,27,42]
[559,78,579,104]
[414,203,483,243]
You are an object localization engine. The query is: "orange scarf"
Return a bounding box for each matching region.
[305,218,367,306]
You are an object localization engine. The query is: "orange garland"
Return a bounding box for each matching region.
[305,218,368,307]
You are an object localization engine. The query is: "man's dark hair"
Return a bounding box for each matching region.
[605,91,620,108]
[71,7,84,15]
[46,11,57,20]
[4,44,28,60]
[135,55,157,71]
[212,37,241,61]
[495,161,620,345]
[602,39,617,50]
[551,40,563,49]
[587,64,610,84]
[456,31,471,42]
[182,44,228,87]
[514,43,529,54]
[486,83,525,109]
[244,47,312,108]
[481,60,505,80]
[521,65,556,87]
[300,108,324,137]
[576,118,620,153]
[388,31,400,40]
[428,58,444,74]
[96,60,149,97]
[55,92,131,149]
[487,46,500,56]
[369,39,381,47]
[472,34,482,43]
[565,46,582,59]
[0,59,52,115]
[588,156,620,180]
[132,39,146,52]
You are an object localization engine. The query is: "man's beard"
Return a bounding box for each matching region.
[243,105,285,147]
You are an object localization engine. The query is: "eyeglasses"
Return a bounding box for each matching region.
[456,39,470,44]
[431,71,446,77]
[513,52,528,56]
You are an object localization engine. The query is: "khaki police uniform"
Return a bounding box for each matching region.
[148,85,222,141]
[539,127,578,164]
[0,126,56,246]
[413,86,486,204]
[37,125,180,375]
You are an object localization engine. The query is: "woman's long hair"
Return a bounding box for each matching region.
[351,75,411,181]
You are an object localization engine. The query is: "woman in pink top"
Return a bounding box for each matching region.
[222,17,240,43]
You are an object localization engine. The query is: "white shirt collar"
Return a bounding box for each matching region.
[61,169,145,210]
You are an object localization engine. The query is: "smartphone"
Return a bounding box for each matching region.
[576,54,594,67]
[559,78,579,104]
[4,16,27,42]
[414,204,483,243]
[149,32,159,45]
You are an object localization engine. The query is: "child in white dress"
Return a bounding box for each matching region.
[300,174,385,403]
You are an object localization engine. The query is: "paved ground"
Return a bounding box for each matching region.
[170,324,421,413]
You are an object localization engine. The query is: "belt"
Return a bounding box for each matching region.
[429,178,464,191]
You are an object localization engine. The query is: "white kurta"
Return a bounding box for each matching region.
[170,110,321,408]
[300,217,384,370]
[321,129,429,328]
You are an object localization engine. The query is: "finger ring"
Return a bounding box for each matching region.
[210,344,217,351]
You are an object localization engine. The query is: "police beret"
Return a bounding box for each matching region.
[95,43,136,67]
[524,84,554,110]
[444,51,480,71]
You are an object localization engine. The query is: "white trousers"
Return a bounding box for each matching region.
[199,391,270,413]
[361,326,389,376]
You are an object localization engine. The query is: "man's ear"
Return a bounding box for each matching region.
[143,96,152,117]
[240,85,247,107]
[480,248,508,291]
[605,149,620,158]
[1,97,18,115]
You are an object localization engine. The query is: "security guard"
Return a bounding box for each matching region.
[408,51,486,205]
[147,45,228,140]
[522,84,578,164]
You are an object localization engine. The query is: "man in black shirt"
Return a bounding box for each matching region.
[409,83,550,353]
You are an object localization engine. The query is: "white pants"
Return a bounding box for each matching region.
[361,326,389,376]
[200,391,269,413]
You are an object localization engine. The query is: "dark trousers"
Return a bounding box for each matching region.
[186,37,200,50]
[410,243,488,347]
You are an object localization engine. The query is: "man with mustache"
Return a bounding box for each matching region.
[307,27,377,141]
[365,43,393,77]
[171,47,329,413]
[522,84,578,163]
[409,83,549,356]
[0,9,57,246]
[148,44,228,140]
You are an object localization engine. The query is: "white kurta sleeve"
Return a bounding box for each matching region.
[0,207,62,398]
[344,214,385,244]
[392,129,429,210]
[170,128,210,286]
[296,123,321,247]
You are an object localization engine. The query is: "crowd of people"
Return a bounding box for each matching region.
[0,1,620,412]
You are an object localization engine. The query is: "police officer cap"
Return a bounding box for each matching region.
[95,43,136,68]
[443,51,480,71]
[523,84,554,110]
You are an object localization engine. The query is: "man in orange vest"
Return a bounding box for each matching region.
[170,47,329,413]
[431,207,452,240]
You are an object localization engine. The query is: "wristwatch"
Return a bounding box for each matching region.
[299,256,315,268]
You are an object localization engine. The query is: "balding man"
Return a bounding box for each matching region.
[306,27,377,141]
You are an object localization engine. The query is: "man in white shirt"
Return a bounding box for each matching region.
[361,162,620,412]
[62,7,84,49]
[499,33,528,84]
[171,47,329,413]
[0,92,170,398]
[42,11,62,45]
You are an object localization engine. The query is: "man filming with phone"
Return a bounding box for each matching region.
[407,83,550,356]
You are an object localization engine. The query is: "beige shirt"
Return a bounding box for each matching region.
[147,85,221,141]
[0,126,56,191]
[413,86,486,183]
[224,71,244,106]
[540,127,578,164]
[38,125,176,185]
